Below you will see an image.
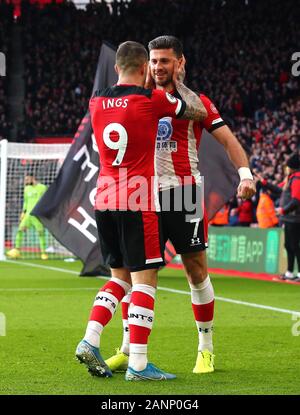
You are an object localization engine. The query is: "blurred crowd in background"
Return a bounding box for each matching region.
[1,0,300,226]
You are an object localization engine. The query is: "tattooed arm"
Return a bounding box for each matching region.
[173,57,207,122]
[175,82,207,122]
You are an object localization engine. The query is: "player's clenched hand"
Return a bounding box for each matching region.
[173,55,186,84]
[144,63,155,89]
[237,179,256,200]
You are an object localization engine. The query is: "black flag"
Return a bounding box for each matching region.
[34,41,239,275]
[33,42,117,276]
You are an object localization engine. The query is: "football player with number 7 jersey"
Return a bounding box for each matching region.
[105,36,256,376]
[75,40,208,381]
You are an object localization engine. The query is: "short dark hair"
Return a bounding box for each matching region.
[116,41,148,73]
[148,35,183,58]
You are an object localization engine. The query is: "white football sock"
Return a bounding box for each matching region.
[83,321,103,348]
[128,285,156,371]
[189,276,214,353]
[120,290,131,355]
[129,344,148,372]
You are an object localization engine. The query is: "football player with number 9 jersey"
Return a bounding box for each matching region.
[76,40,208,381]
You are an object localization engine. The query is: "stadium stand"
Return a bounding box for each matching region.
[2,0,300,222]
[21,1,102,137]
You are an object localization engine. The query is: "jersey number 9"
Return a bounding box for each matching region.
[103,123,128,166]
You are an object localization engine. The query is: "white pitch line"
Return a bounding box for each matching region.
[2,260,300,316]
[4,260,84,276]
[157,286,300,316]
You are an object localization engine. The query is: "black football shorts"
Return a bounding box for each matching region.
[159,184,208,254]
[95,210,165,272]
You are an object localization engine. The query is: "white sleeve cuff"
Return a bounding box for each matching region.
[238,167,253,181]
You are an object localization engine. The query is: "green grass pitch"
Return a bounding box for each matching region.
[0,259,299,395]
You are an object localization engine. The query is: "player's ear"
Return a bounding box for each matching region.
[114,64,119,75]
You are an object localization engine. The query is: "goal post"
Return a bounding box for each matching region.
[0,139,74,261]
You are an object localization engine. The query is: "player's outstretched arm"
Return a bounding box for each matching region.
[212,125,256,200]
[173,58,207,122]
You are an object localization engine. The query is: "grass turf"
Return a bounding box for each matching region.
[0,259,299,395]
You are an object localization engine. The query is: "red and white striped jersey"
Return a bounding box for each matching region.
[156,92,225,191]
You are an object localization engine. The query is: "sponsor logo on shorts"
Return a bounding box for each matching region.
[190,237,202,246]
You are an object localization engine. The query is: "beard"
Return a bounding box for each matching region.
[153,72,173,87]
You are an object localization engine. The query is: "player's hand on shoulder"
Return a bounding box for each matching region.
[237,179,256,200]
